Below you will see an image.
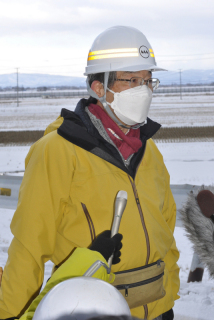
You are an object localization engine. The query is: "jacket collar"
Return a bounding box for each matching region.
[57,99,161,178]
[73,98,161,141]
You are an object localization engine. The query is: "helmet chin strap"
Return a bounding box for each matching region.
[86,72,145,130]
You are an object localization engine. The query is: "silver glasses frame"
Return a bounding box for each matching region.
[115,77,160,90]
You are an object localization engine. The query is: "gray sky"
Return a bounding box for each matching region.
[0,0,214,77]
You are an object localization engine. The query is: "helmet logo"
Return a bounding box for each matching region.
[139,46,149,59]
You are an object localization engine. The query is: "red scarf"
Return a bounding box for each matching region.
[88,104,142,160]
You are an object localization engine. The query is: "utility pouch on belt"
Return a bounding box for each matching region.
[113,260,166,308]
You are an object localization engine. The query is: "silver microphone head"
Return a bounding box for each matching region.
[111,190,128,236]
[117,190,128,201]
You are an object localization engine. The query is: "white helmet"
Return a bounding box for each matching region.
[85,26,166,129]
[84,25,165,75]
[33,277,131,320]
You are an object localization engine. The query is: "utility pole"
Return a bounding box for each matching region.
[179,69,182,100]
[16,68,19,107]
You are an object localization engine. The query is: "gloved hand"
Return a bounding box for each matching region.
[162,308,174,320]
[89,230,123,264]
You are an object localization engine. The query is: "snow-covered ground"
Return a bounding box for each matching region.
[0,141,214,319]
[150,94,214,128]
[0,97,79,131]
[0,94,214,131]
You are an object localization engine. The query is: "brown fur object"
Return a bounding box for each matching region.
[180,185,214,278]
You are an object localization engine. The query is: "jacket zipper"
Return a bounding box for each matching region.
[128,176,150,265]
[116,272,164,297]
[128,141,149,319]
[81,203,96,243]
[129,141,150,263]
[144,304,148,319]
[115,259,162,275]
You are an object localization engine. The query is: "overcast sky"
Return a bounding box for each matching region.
[0,0,214,77]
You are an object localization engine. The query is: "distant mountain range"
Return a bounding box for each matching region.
[155,69,214,86]
[0,73,86,88]
[0,70,214,88]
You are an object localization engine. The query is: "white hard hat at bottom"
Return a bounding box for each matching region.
[33,277,131,320]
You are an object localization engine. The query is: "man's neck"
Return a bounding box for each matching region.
[119,126,129,134]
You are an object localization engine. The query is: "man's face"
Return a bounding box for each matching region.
[106,70,152,104]
[93,69,152,130]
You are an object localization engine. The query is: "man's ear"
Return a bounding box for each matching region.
[91,81,105,98]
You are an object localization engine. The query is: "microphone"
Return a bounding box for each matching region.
[197,190,214,223]
[108,190,128,268]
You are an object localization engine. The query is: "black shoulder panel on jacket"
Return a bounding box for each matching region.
[60,108,84,126]
[58,119,98,152]
[140,117,161,140]
[57,119,130,174]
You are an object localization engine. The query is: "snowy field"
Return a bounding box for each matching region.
[0,93,214,131]
[0,141,214,319]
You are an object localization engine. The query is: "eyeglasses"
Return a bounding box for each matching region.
[115,77,160,90]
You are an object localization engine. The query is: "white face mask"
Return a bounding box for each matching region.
[107,85,152,126]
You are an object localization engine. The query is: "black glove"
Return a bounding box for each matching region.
[89,230,123,264]
[162,308,174,320]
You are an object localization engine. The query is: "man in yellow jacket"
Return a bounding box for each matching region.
[0,26,179,320]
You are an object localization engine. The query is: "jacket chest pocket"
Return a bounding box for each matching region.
[81,203,96,243]
[57,201,97,248]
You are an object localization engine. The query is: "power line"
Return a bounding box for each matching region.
[14,64,84,69]
[160,79,214,84]
[158,57,214,62]
[0,55,214,71]
[157,52,214,57]
[1,56,214,69]
[0,52,214,63]
[0,64,85,71]
[155,71,180,78]
[0,52,214,69]
[0,67,18,71]
[0,57,86,62]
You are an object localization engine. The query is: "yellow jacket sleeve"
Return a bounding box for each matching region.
[0,133,73,319]
[19,248,114,320]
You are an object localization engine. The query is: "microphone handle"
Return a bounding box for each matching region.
[108,197,127,268]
